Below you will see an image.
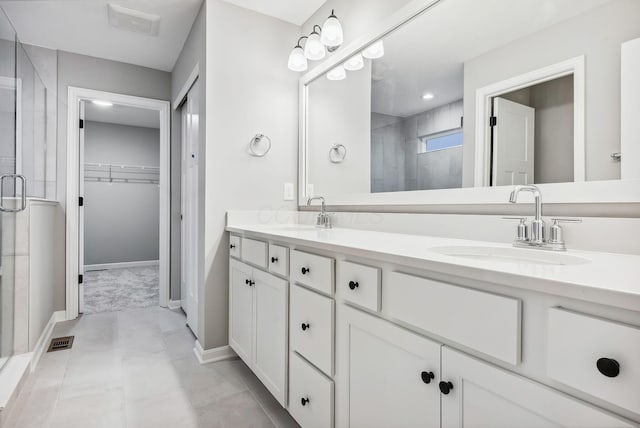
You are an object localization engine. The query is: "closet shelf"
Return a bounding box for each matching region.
[84,162,160,184]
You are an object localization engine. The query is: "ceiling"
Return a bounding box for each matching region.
[0,0,202,71]
[85,102,160,129]
[371,0,612,117]
[219,0,326,25]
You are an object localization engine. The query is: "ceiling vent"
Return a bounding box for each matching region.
[107,3,160,37]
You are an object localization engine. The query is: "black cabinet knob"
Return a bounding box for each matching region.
[230,244,236,249]
[421,371,435,384]
[348,281,359,290]
[301,397,310,406]
[439,381,453,395]
[271,256,278,263]
[245,279,250,285]
[245,279,254,286]
[301,267,310,275]
[301,323,310,331]
[596,357,620,378]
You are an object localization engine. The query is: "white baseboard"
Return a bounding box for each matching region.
[84,260,159,271]
[168,300,182,310]
[30,311,66,372]
[193,341,237,365]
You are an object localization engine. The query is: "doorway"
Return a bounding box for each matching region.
[66,88,170,320]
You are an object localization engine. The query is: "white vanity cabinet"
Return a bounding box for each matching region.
[440,347,634,428]
[229,258,288,406]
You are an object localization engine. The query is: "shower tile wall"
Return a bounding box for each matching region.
[371,100,463,193]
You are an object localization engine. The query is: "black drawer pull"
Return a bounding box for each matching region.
[301,267,310,275]
[421,371,435,384]
[301,323,310,331]
[245,279,254,286]
[348,281,359,290]
[596,357,620,378]
[301,397,310,406]
[271,256,278,263]
[439,381,453,395]
[230,244,236,249]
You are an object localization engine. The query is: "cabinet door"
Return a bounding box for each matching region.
[229,259,254,365]
[335,305,441,428]
[253,269,288,406]
[441,347,635,428]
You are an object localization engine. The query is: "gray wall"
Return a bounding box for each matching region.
[202,0,299,350]
[462,0,640,186]
[170,2,206,302]
[501,75,574,184]
[83,121,160,265]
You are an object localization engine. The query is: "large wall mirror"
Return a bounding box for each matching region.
[301,0,640,205]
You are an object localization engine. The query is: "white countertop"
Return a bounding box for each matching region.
[226,223,640,312]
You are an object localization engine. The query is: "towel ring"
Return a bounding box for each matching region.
[249,134,271,157]
[329,144,346,163]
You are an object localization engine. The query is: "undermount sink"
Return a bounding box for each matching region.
[431,245,591,266]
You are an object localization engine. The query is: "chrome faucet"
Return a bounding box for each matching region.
[506,185,580,251]
[307,196,332,229]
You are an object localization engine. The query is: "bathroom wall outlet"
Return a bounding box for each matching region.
[284,183,294,201]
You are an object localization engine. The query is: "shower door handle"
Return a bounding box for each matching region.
[0,174,27,212]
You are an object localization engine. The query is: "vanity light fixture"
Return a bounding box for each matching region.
[362,40,385,59]
[92,100,113,107]
[327,65,346,81]
[343,53,364,71]
[304,25,326,61]
[320,9,343,52]
[422,92,435,100]
[288,36,308,72]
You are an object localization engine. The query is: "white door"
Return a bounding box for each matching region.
[229,259,254,366]
[78,100,86,313]
[252,269,288,406]
[492,97,535,186]
[180,79,199,335]
[335,305,441,428]
[441,347,634,428]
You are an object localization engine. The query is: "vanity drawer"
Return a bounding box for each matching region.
[290,284,334,376]
[385,272,521,365]
[337,261,381,312]
[547,307,640,414]
[241,237,267,268]
[289,351,334,428]
[268,244,289,277]
[229,235,241,258]
[291,250,335,296]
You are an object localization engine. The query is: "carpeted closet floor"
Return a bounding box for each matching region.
[83,266,159,314]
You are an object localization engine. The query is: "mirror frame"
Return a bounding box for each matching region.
[298,0,640,207]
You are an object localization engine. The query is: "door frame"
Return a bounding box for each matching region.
[65,86,171,320]
[474,55,585,187]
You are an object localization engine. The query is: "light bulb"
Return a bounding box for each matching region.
[343,53,364,71]
[287,45,308,72]
[326,65,346,81]
[362,40,384,59]
[320,10,343,49]
[304,30,325,61]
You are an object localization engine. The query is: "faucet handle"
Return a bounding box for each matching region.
[550,218,582,224]
[502,217,529,242]
[549,218,581,245]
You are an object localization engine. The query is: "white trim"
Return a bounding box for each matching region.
[474,56,586,187]
[66,87,171,320]
[193,342,237,365]
[30,311,66,372]
[168,300,182,310]
[172,63,199,110]
[84,260,159,271]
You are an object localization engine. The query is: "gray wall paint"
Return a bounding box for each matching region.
[501,75,574,184]
[83,121,159,265]
[462,0,640,186]
[171,2,206,302]
[202,0,299,350]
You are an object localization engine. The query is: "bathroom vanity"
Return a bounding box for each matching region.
[227,217,640,427]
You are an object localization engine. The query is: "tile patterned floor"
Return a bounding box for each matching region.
[83,267,160,314]
[4,307,299,428]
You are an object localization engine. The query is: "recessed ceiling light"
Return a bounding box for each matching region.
[92,100,113,107]
[422,93,435,100]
